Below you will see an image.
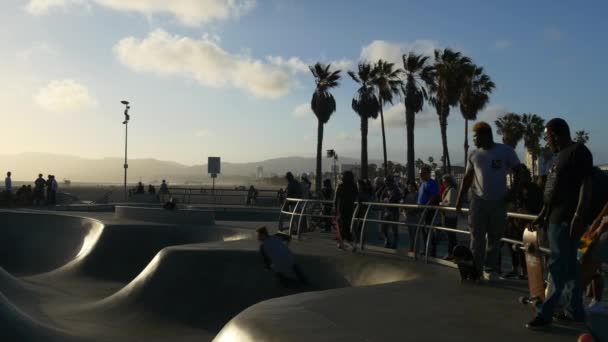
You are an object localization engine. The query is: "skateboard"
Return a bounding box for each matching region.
[519,228,546,305]
[453,245,479,281]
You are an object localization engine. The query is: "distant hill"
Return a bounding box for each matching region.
[0,152,374,184]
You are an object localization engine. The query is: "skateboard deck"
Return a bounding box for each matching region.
[522,228,545,303]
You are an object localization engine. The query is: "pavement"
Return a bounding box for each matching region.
[0,208,605,341]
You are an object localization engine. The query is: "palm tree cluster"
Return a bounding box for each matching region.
[307,48,498,192]
[495,112,545,175]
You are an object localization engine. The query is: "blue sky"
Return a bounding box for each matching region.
[2,0,607,165]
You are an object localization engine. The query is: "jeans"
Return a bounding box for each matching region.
[381,210,399,249]
[468,196,506,273]
[421,210,438,257]
[537,223,584,320]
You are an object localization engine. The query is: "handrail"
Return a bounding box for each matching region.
[278,198,550,257]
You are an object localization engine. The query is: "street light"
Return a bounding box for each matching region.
[121,100,131,201]
[327,149,338,187]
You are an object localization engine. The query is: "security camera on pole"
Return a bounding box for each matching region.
[121,100,131,201]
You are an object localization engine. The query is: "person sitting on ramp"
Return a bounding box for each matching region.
[257,226,307,288]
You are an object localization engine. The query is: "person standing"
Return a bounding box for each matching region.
[403,182,419,253]
[456,121,522,281]
[440,174,459,260]
[380,176,402,249]
[418,166,440,257]
[34,174,46,206]
[4,171,12,207]
[159,180,170,202]
[334,171,358,246]
[281,172,302,231]
[321,179,334,232]
[47,175,58,206]
[526,118,593,329]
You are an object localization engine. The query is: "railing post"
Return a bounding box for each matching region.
[413,207,427,261]
[287,201,300,237]
[296,201,308,241]
[278,200,288,231]
[359,203,373,251]
[349,202,360,248]
[424,208,440,263]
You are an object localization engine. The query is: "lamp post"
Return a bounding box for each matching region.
[327,149,338,187]
[121,100,131,201]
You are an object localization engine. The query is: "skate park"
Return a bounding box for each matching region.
[1,203,605,342]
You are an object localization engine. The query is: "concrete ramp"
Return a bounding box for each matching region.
[0,292,80,342]
[0,211,103,276]
[76,240,416,333]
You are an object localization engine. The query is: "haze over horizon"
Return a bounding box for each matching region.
[2,0,608,166]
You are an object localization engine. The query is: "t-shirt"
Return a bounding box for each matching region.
[286,180,302,199]
[34,178,46,191]
[260,236,295,274]
[466,143,520,201]
[4,177,11,192]
[417,179,439,205]
[544,142,593,224]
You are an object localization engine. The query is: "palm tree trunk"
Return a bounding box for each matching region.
[439,108,451,174]
[379,101,388,176]
[464,119,469,170]
[316,119,323,195]
[361,115,369,180]
[405,105,416,182]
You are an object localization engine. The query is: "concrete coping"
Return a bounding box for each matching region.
[114,206,215,225]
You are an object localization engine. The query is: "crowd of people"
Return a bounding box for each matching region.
[2,172,58,207]
[274,117,608,331]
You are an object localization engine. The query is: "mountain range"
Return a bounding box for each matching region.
[0,152,374,184]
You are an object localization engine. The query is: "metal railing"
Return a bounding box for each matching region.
[279,198,549,263]
[166,187,280,206]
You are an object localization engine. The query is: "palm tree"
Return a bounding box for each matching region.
[426,49,472,173]
[522,113,545,176]
[348,63,380,180]
[495,113,525,148]
[309,62,341,194]
[459,65,495,168]
[401,52,432,181]
[371,59,402,176]
[574,130,590,144]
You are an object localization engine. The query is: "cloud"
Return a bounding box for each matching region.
[113,29,296,98]
[292,103,312,119]
[380,103,437,129]
[34,79,97,113]
[360,40,439,65]
[267,56,308,73]
[544,27,562,42]
[26,0,256,26]
[16,42,59,63]
[494,40,511,49]
[25,0,84,15]
[477,104,509,123]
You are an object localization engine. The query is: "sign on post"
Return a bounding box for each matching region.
[208,157,221,204]
[208,157,221,176]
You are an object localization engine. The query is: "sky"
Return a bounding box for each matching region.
[1,0,607,166]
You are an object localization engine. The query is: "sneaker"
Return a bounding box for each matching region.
[553,312,585,323]
[502,270,518,279]
[483,271,500,282]
[525,316,552,330]
[587,300,605,314]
